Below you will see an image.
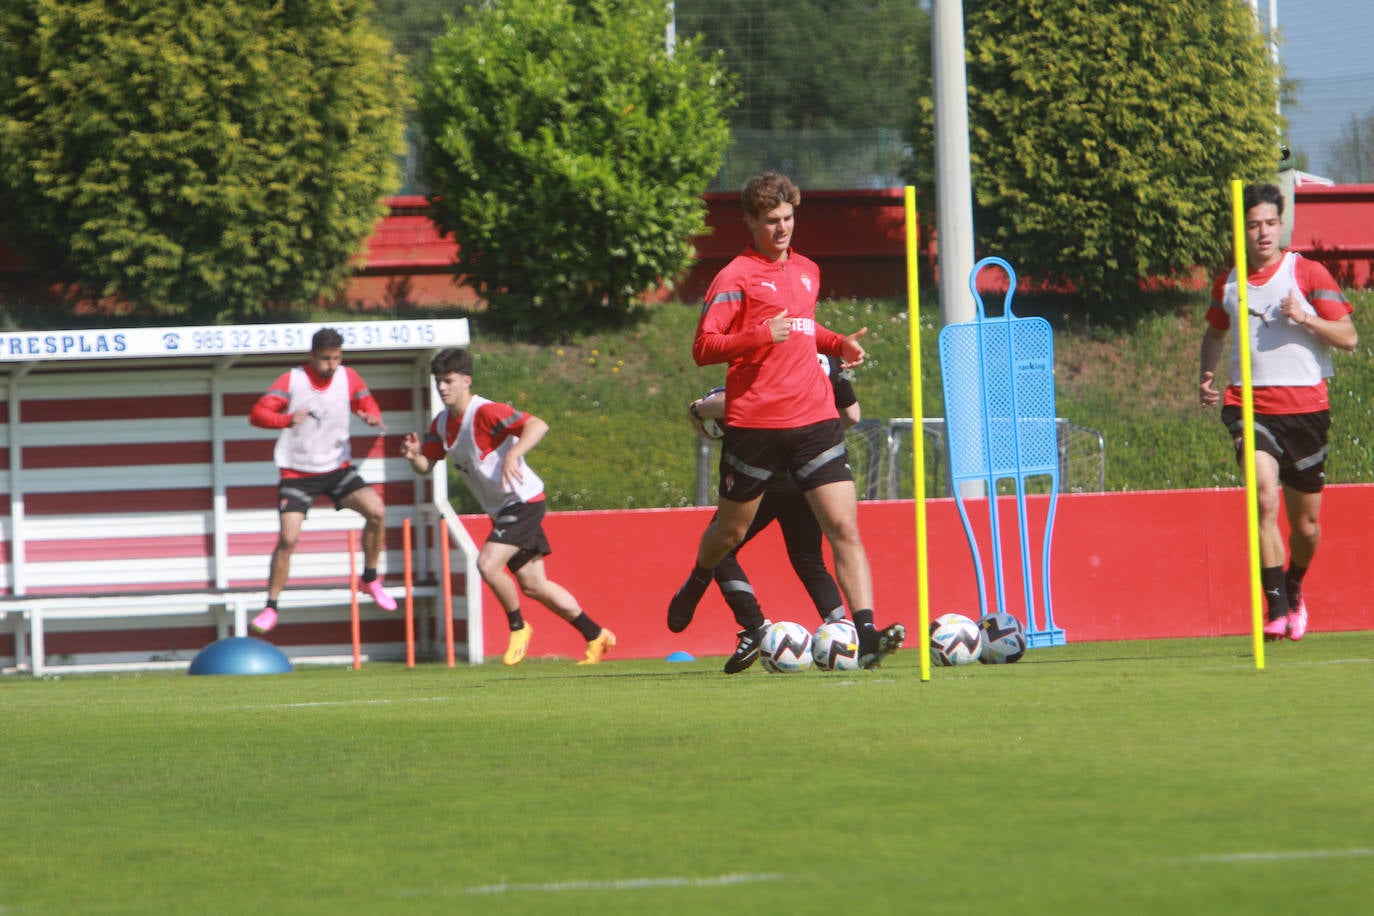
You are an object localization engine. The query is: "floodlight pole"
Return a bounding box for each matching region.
[932,0,976,327]
[932,0,984,499]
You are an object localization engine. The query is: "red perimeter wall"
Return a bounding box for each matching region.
[458,485,1374,663]
[352,184,1374,305]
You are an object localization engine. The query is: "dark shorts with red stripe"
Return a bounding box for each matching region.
[1221,406,1329,494]
[717,419,852,503]
[277,466,370,515]
[488,500,552,573]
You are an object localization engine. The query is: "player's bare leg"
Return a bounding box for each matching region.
[1282,484,1322,641]
[478,540,535,664]
[340,487,396,610]
[806,480,904,667]
[254,511,305,633]
[667,495,762,632]
[1253,453,1291,639]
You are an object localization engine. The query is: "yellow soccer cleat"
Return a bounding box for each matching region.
[576,628,617,665]
[503,624,533,666]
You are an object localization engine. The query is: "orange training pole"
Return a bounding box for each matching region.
[348,529,361,670]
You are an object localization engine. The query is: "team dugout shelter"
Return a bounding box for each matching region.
[0,318,484,676]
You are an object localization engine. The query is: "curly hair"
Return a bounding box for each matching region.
[741,171,801,220]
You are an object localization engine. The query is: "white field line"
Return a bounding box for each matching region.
[403,873,786,898]
[225,697,453,710]
[1175,848,1374,864]
[1197,656,1374,672]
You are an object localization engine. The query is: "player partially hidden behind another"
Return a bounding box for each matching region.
[667,170,905,668]
[685,352,861,673]
[1199,183,1357,641]
[401,347,616,666]
[248,327,397,634]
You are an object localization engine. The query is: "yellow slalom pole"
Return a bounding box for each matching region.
[904,187,932,682]
[1231,179,1266,671]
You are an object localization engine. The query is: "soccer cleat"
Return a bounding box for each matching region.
[250,607,278,634]
[577,628,617,665]
[362,578,397,612]
[503,624,533,666]
[1287,598,1308,641]
[723,621,770,674]
[667,571,711,633]
[1262,615,1289,642]
[858,622,906,669]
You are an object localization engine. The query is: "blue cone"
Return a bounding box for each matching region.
[188,636,293,676]
[665,650,695,663]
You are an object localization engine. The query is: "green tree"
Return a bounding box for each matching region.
[417,0,735,340]
[0,0,410,321]
[908,0,1281,299]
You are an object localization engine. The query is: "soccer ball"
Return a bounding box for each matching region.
[811,619,860,671]
[978,612,1028,664]
[760,621,813,673]
[928,613,984,667]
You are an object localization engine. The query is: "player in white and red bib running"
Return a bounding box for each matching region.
[667,171,905,669]
[401,347,616,666]
[1199,183,1358,642]
[247,327,396,633]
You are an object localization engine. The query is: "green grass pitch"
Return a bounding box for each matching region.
[2,632,1371,914]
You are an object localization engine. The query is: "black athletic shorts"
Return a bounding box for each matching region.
[1220,406,1329,494]
[488,500,552,573]
[718,419,852,503]
[277,466,370,515]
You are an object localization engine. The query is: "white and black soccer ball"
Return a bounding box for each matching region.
[811,619,860,671]
[978,612,1028,664]
[928,613,984,667]
[760,621,813,673]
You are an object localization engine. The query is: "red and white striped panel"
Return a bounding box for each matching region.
[1,356,439,598]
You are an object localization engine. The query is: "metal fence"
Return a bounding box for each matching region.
[693,418,1105,506]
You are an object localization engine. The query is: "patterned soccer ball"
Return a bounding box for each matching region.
[928,613,984,667]
[760,621,813,673]
[978,612,1028,664]
[811,619,860,671]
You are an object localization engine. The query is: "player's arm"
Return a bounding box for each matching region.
[1198,323,1228,407]
[1284,259,1358,352]
[346,368,386,427]
[828,355,860,429]
[401,417,447,474]
[248,373,301,429]
[401,433,433,473]
[687,387,726,438]
[840,401,861,429]
[1291,305,1358,352]
[816,321,868,369]
[692,289,773,366]
[494,411,548,489]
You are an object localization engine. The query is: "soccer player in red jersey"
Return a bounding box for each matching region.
[247,327,396,633]
[401,347,616,666]
[685,354,861,673]
[1199,183,1358,641]
[667,171,905,668]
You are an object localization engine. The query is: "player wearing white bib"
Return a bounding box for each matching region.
[248,327,396,634]
[1199,183,1357,641]
[401,347,616,666]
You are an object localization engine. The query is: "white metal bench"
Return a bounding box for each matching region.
[5,584,447,676]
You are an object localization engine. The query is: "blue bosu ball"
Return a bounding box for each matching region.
[188,636,293,676]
